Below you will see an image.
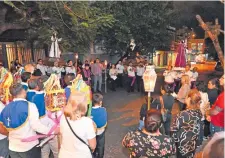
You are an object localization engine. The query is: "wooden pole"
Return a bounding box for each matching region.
[196,15,224,68]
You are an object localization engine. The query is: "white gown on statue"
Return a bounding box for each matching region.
[49,36,62,58]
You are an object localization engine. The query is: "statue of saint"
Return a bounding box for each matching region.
[49,31,62,58]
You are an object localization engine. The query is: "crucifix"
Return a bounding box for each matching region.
[6,117,11,126]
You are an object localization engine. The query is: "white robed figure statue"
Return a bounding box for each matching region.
[49,31,62,58]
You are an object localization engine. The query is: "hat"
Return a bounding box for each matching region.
[85,64,90,67]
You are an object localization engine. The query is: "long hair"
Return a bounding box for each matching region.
[186,89,201,110]
[64,91,88,120]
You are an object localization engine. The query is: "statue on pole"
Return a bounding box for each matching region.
[49,31,62,58]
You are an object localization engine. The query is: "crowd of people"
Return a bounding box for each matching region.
[123,64,224,158]
[0,57,224,158]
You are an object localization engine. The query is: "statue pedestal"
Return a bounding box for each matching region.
[44,57,66,67]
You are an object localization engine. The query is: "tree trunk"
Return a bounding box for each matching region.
[196,15,224,68]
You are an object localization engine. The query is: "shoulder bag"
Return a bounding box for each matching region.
[65,116,94,158]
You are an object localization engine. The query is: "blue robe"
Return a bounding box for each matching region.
[26,90,37,102]
[32,93,46,118]
[0,100,28,129]
[91,107,107,129]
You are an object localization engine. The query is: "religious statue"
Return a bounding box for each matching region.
[49,31,62,58]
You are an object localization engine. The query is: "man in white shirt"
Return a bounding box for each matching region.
[136,63,145,93]
[0,84,58,158]
[36,59,48,76]
[184,64,193,81]
[0,101,9,158]
[116,61,124,88]
[191,67,198,89]
[51,61,65,79]
[127,62,136,93]
[163,65,176,91]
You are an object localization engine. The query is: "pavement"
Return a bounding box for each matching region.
[102,69,223,158]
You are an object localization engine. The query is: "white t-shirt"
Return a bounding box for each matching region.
[59,116,96,158]
[127,66,135,77]
[136,66,145,77]
[184,70,193,80]
[0,102,7,140]
[163,70,177,83]
[51,67,65,79]
[116,64,124,74]
[65,66,76,75]
[36,64,47,75]
[191,72,198,81]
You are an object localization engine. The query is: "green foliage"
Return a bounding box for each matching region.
[94,1,174,55]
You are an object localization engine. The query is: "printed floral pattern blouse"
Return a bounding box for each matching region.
[123,130,176,158]
[171,109,202,158]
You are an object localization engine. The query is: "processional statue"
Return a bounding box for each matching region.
[49,31,62,58]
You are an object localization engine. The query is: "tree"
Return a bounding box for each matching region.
[0,1,114,53]
[94,1,174,55]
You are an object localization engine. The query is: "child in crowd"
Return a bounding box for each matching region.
[64,73,76,101]
[91,93,107,158]
[26,79,39,102]
[191,67,198,89]
[0,101,9,158]
[32,76,59,158]
[21,72,31,91]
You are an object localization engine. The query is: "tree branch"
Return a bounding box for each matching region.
[0,23,28,35]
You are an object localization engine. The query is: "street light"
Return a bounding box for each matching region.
[104,60,107,93]
[143,65,157,110]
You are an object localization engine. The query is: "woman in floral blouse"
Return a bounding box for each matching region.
[122,109,176,158]
[171,89,202,158]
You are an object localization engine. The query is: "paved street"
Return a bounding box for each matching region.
[103,69,223,158]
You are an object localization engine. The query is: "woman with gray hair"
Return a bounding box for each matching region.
[59,91,96,158]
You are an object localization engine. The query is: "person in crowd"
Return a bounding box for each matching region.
[127,62,136,93]
[139,95,156,130]
[74,62,82,74]
[14,59,21,69]
[32,76,59,158]
[136,63,145,93]
[82,60,89,68]
[26,79,39,102]
[207,78,220,107]
[176,74,191,110]
[0,62,8,83]
[52,61,65,79]
[123,109,176,158]
[109,64,117,91]
[0,83,56,158]
[91,93,107,158]
[191,67,198,89]
[171,89,202,158]
[81,64,91,86]
[0,101,9,158]
[21,72,31,91]
[196,82,210,145]
[65,60,76,75]
[163,65,176,91]
[159,84,174,135]
[36,59,48,76]
[207,74,224,135]
[59,92,96,158]
[91,58,103,93]
[64,73,76,101]
[183,64,193,82]
[194,131,224,158]
[116,60,124,88]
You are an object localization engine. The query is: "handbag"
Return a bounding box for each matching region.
[160,96,169,122]
[65,116,94,158]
